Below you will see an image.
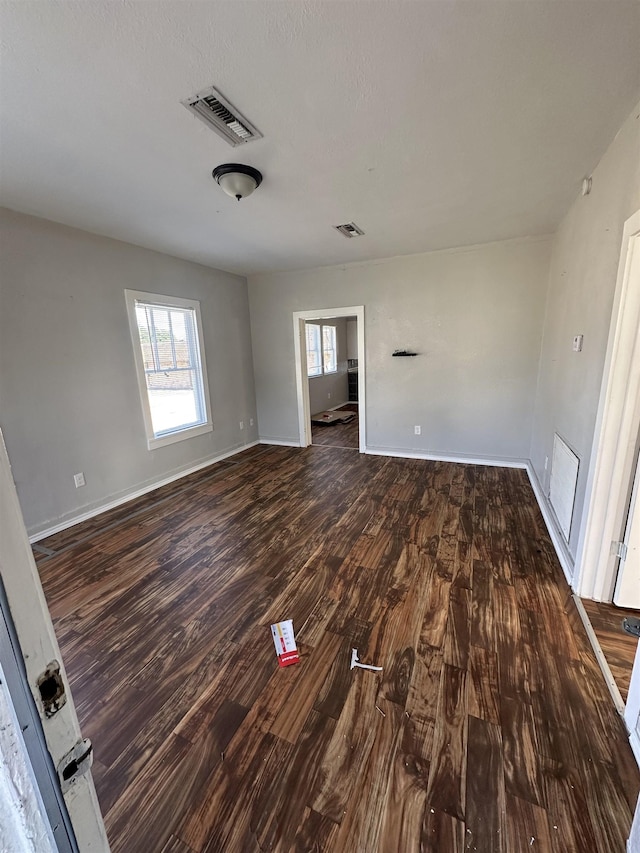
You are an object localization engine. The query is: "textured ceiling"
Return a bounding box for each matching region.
[1,1,639,275]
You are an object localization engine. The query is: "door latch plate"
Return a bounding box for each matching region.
[36,660,66,717]
[58,738,93,793]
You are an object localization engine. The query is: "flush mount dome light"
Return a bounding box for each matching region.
[212,163,262,200]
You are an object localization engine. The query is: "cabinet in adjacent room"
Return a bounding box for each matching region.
[348,370,358,402]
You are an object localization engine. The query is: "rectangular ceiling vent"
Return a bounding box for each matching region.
[181,86,262,147]
[334,222,365,238]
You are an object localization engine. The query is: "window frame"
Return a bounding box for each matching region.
[306,323,322,378]
[306,322,338,378]
[125,289,213,450]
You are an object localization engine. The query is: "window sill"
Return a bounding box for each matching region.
[308,370,338,379]
[147,422,213,451]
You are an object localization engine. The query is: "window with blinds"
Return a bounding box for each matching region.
[125,291,212,449]
[306,324,322,377]
[306,323,337,378]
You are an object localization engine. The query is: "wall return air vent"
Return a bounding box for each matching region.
[334,222,365,238]
[181,86,262,147]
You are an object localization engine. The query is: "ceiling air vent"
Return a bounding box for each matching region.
[334,222,365,238]
[181,86,262,147]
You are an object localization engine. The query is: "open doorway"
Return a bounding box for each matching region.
[311,403,359,449]
[579,440,640,715]
[306,316,358,449]
[575,209,640,725]
[293,306,365,452]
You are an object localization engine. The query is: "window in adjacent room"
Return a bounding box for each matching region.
[306,323,337,377]
[125,290,212,449]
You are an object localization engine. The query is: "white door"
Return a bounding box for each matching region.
[576,211,640,601]
[0,430,109,850]
[614,451,640,609]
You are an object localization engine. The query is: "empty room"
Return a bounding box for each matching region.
[1,2,640,851]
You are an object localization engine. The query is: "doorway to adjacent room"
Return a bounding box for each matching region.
[293,306,366,452]
[576,209,640,738]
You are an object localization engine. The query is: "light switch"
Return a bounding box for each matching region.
[572,335,583,352]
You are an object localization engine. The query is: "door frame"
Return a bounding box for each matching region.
[1,581,75,851]
[614,449,640,606]
[0,430,110,850]
[575,209,640,600]
[625,640,640,766]
[293,305,366,451]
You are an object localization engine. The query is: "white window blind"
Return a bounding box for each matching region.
[306,324,322,377]
[306,323,337,377]
[125,290,212,449]
[323,325,337,374]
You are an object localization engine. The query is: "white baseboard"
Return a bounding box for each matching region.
[525,463,575,586]
[364,446,528,469]
[259,438,301,447]
[573,594,626,716]
[29,441,260,543]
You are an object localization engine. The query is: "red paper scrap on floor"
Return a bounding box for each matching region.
[271,619,300,667]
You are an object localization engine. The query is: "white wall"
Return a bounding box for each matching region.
[0,209,258,536]
[530,103,640,559]
[249,237,551,457]
[346,318,358,360]
[307,317,348,415]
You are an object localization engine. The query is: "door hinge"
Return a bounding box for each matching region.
[58,738,93,793]
[611,540,628,560]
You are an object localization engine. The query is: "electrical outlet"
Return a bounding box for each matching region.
[239,421,244,430]
[249,418,254,427]
[327,392,331,399]
[414,425,421,435]
[73,472,85,488]
[573,335,583,352]
[544,456,548,470]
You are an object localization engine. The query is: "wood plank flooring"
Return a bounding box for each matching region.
[311,404,359,449]
[36,445,639,852]
[581,598,639,702]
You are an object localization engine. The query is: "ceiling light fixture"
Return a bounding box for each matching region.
[212,163,262,201]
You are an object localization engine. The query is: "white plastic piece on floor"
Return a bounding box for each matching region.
[350,648,383,672]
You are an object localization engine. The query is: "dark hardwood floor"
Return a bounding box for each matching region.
[35,445,639,852]
[311,404,359,449]
[581,598,639,702]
